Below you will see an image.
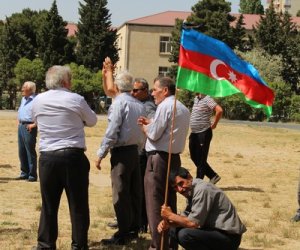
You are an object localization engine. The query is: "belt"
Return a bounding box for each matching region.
[146,150,179,156]
[111,144,138,153]
[19,121,34,125]
[41,147,84,156]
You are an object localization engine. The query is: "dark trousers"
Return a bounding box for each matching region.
[144,152,181,250]
[110,145,141,235]
[18,124,37,179]
[171,227,242,250]
[189,128,217,179]
[139,151,148,230]
[37,149,90,250]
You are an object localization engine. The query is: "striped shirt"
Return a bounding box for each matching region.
[190,95,217,133]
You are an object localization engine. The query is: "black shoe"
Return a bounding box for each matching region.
[15,176,28,180]
[100,235,126,246]
[107,220,118,229]
[291,214,300,222]
[139,225,148,233]
[128,230,139,240]
[27,176,37,182]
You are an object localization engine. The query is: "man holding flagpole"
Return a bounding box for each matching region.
[138,76,190,250]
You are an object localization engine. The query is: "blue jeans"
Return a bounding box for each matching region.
[18,124,37,179]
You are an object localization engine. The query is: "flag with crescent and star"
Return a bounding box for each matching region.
[176,28,275,117]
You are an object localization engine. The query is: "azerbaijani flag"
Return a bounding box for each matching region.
[176,28,275,117]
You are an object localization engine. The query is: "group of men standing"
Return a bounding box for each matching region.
[16,58,247,250]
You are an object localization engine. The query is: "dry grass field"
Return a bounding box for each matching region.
[0,111,299,250]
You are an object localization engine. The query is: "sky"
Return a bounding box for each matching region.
[0,0,266,27]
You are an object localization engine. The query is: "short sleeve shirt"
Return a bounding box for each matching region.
[186,179,247,235]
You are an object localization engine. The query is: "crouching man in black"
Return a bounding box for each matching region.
[158,167,246,250]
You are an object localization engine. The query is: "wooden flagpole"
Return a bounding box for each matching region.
[160,87,179,250]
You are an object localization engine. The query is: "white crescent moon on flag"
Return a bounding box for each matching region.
[210,59,226,80]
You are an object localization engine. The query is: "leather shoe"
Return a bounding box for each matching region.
[100,235,126,245]
[27,176,37,182]
[291,214,300,222]
[15,176,28,180]
[139,225,148,233]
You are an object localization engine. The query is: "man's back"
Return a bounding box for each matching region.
[33,89,97,151]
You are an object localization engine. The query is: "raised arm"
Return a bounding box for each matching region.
[102,57,118,98]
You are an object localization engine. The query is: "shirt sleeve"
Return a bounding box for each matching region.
[145,104,169,141]
[79,97,97,127]
[188,187,213,227]
[97,101,123,158]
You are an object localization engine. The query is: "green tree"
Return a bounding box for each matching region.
[289,94,300,122]
[76,0,119,72]
[37,0,74,70]
[279,11,300,93]
[239,0,264,14]
[187,0,236,48]
[297,10,300,17]
[69,63,104,111]
[231,14,250,51]
[255,1,283,56]
[14,58,45,92]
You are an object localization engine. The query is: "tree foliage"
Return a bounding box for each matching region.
[14,58,45,92]
[255,2,300,93]
[76,0,119,72]
[37,0,74,70]
[69,63,104,112]
[239,0,264,14]
[187,0,237,48]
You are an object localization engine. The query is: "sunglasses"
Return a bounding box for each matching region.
[132,87,146,93]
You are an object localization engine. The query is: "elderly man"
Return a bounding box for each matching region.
[32,65,97,250]
[96,71,145,245]
[16,81,38,182]
[138,76,190,250]
[131,77,156,233]
[158,167,247,250]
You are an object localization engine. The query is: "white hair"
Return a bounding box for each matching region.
[23,81,36,93]
[114,71,133,92]
[45,65,72,89]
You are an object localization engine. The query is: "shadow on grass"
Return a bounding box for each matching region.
[89,236,151,250]
[239,248,264,250]
[221,186,264,193]
[0,177,20,183]
[0,164,13,169]
[0,227,27,234]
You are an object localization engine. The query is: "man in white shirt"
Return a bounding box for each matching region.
[138,76,190,250]
[32,65,97,250]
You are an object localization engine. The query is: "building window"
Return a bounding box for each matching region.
[158,67,170,77]
[159,36,172,54]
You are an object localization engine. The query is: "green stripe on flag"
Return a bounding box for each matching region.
[176,67,273,118]
[176,67,240,97]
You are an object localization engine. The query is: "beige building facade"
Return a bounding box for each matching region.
[116,11,189,84]
[116,24,175,84]
[267,0,300,16]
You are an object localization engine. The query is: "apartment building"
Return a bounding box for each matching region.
[267,0,300,16]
